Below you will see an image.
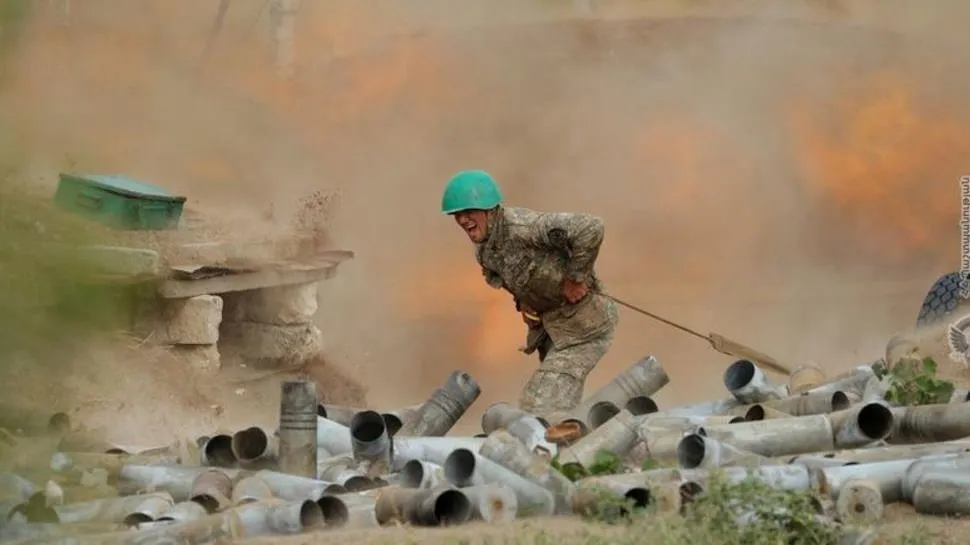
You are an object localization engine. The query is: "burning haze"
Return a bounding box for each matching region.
[3,0,969,417]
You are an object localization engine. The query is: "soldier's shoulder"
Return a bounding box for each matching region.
[502,206,544,228]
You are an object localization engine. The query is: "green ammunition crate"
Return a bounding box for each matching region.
[53,173,187,231]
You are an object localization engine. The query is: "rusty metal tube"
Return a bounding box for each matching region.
[318,403,406,437]
[861,376,890,403]
[316,416,353,455]
[834,478,884,523]
[638,426,691,464]
[53,492,174,524]
[887,403,970,444]
[315,404,360,426]
[584,355,669,407]
[389,436,485,470]
[314,493,349,527]
[231,475,274,506]
[786,455,857,470]
[912,471,970,515]
[443,449,555,516]
[572,478,652,516]
[237,498,325,535]
[560,355,669,432]
[481,403,548,433]
[804,365,876,396]
[319,492,380,529]
[812,455,961,503]
[36,499,323,544]
[743,405,793,421]
[643,414,743,428]
[625,396,659,416]
[122,494,174,526]
[587,401,623,430]
[699,414,835,457]
[380,404,423,437]
[201,434,237,467]
[829,402,894,448]
[156,501,209,523]
[649,398,742,419]
[231,427,277,468]
[796,441,970,465]
[189,469,233,513]
[51,451,180,480]
[373,485,472,526]
[461,483,518,523]
[117,465,239,502]
[676,434,767,469]
[900,454,970,502]
[349,410,392,477]
[723,359,790,403]
[693,464,814,491]
[410,486,472,526]
[401,460,445,489]
[556,409,642,471]
[397,370,481,437]
[316,454,373,492]
[506,415,557,459]
[760,390,851,416]
[253,470,346,502]
[480,403,555,457]
[788,364,827,394]
[278,380,317,479]
[479,429,575,515]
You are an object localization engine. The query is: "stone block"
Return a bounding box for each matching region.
[77,245,160,277]
[158,295,223,345]
[219,322,323,369]
[221,283,319,325]
[170,344,221,373]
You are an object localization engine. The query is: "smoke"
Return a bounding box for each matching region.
[4,1,970,425]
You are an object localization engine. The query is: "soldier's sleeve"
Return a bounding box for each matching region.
[530,211,605,284]
[482,267,504,289]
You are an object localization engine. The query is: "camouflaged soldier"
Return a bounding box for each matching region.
[440,169,618,416]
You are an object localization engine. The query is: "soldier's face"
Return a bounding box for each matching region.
[453,210,489,243]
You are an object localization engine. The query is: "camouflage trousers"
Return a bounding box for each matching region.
[517,328,616,416]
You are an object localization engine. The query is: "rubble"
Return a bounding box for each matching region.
[8,345,970,545]
[218,322,323,370]
[157,296,223,346]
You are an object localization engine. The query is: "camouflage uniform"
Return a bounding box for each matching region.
[475,206,619,416]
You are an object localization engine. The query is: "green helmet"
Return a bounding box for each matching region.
[440,170,504,215]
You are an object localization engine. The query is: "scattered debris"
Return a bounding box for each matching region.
[3,336,969,544]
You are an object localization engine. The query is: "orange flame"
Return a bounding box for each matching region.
[787,71,970,264]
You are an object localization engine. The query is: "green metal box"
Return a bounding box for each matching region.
[53,173,187,231]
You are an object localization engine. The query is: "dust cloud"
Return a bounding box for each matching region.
[3,0,970,429]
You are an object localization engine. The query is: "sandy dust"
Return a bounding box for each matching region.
[0,0,968,459]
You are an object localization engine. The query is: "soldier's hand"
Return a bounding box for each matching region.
[562,278,588,304]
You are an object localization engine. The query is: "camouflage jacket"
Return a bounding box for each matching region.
[475,206,618,350]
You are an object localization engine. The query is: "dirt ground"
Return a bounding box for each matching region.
[240,504,968,545]
[2,0,970,542]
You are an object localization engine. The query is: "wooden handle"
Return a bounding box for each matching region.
[708,332,793,375]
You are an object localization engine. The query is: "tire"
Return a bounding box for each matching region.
[916,271,970,327]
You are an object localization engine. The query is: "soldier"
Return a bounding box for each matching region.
[440,169,618,416]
